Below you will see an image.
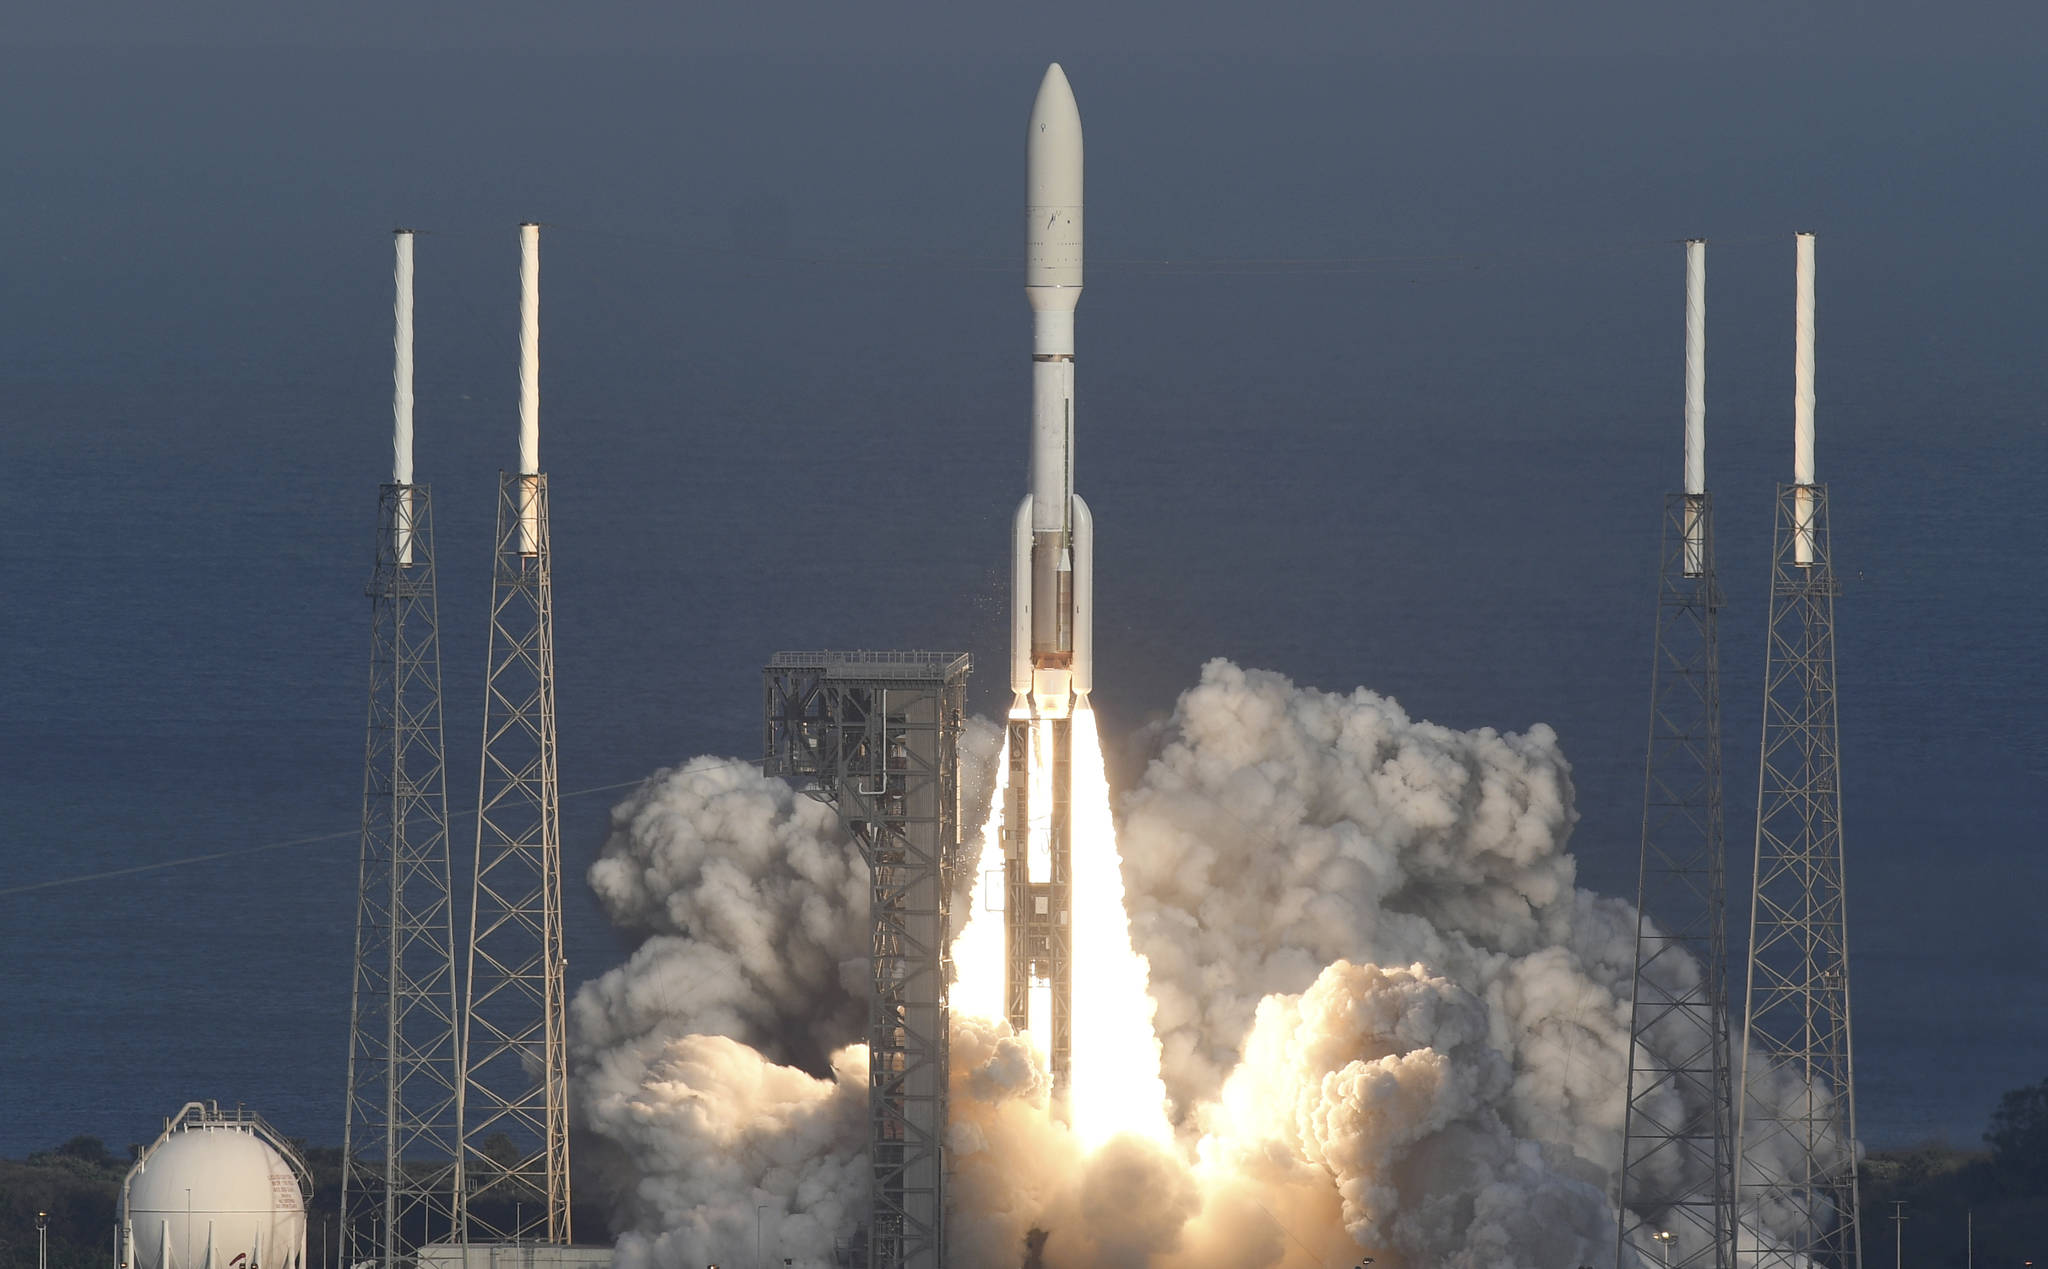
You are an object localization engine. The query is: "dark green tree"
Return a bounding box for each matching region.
[1985,1074,2048,1189]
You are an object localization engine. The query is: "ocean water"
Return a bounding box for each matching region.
[1,49,2042,1159]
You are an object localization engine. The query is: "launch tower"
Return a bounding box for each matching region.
[763,651,970,1269]
[342,229,466,1269]
[1615,240,1735,1269]
[1737,232,1862,1269]
[460,222,571,1244]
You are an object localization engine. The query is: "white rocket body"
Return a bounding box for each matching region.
[1012,63,1092,717]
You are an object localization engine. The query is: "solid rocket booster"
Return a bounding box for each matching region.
[1013,62,1093,717]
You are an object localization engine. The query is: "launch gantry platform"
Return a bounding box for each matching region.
[764,651,970,1269]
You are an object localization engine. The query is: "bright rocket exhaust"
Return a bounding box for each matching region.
[1004,63,1091,1095]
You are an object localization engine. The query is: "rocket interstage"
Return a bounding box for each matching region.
[1006,62,1088,1096]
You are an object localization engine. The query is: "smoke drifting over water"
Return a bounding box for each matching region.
[571,660,1739,1269]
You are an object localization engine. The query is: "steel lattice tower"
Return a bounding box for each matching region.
[1737,232,1861,1269]
[764,651,970,1269]
[1614,498,1735,1268]
[1738,483,1859,1269]
[459,223,571,1244]
[343,230,464,1269]
[1616,241,1736,1269]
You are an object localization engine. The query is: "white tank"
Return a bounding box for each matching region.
[123,1104,308,1269]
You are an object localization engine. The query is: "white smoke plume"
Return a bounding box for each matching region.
[572,662,1773,1269]
[571,727,1005,1268]
[573,756,868,1066]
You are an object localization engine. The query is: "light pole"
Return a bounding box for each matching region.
[1653,1229,1676,1269]
[756,1206,768,1269]
[1893,1201,1907,1269]
[37,1211,49,1269]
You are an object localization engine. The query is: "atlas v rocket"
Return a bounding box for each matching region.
[1003,63,1089,1094]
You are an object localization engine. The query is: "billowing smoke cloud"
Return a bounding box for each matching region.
[572,662,1764,1269]
[566,757,870,1268]
[571,725,1005,1268]
[582,1033,868,1268]
[572,756,869,1068]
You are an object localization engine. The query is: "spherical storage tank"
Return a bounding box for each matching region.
[123,1103,308,1269]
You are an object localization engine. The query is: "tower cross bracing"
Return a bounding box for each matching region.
[1737,482,1861,1269]
[460,471,571,1244]
[342,482,465,1269]
[1616,491,1736,1269]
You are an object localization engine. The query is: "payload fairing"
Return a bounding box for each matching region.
[1004,63,1090,1093]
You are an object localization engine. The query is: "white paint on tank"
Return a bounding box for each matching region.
[125,1126,306,1269]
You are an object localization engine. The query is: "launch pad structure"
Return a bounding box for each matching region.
[763,650,971,1269]
[1738,480,1861,1269]
[1615,241,1736,1269]
[343,482,466,1266]
[459,223,572,1245]
[343,230,465,1269]
[1737,232,1862,1269]
[1615,497,1736,1269]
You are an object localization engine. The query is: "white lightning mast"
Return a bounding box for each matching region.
[1738,230,1863,1269]
[460,221,571,1245]
[342,229,464,1269]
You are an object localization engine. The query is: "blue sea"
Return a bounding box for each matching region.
[1,49,2041,1158]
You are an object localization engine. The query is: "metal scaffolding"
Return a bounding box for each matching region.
[460,471,571,1244]
[343,483,465,1269]
[763,650,970,1269]
[1737,482,1861,1269]
[1616,491,1735,1269]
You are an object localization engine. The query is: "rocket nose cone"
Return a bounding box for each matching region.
[1027,62,1083,208]
[1034,62,1076,118]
